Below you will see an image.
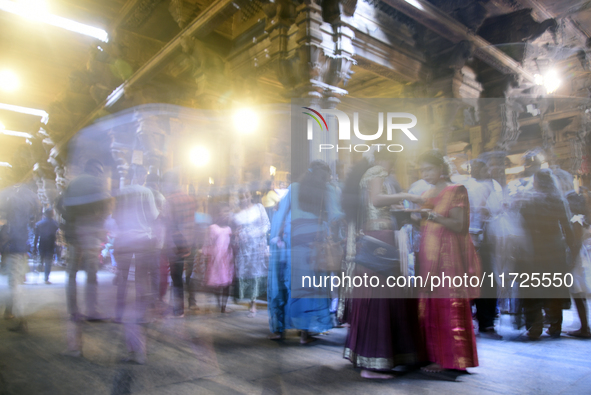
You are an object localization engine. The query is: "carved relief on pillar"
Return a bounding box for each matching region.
[540,120,556,165]
[169,0,201,28]
[109,129,132,189]
[136,113,168,173]
[272,0,355,98]
[430,100,463,154]
[496,98,523,151]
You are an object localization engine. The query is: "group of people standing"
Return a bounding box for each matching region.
[267,147,591,381]
[267,151,481,380]
[2,146,589,378]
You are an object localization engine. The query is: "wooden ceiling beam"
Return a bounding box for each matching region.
[380,0,537,83]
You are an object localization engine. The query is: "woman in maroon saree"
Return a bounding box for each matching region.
[343,151,425,379]
[417,150,481,378]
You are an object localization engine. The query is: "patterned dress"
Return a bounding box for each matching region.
[233,204,270,300]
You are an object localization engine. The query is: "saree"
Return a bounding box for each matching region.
[267,183,340,334]
[418,184,480,370]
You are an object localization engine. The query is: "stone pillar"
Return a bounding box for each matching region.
[109,129,131,189]
[135,112,167,175]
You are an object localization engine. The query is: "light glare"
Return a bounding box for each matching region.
[2,129,33,138]
[0,103,48,123]
[190,146,210,167]
[0,70,20,92]
[233,108,259,134]
[0,0,109,42]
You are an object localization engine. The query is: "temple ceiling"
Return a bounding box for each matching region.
[2,0,591,184]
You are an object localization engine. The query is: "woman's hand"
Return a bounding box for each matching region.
[405,194,425,206]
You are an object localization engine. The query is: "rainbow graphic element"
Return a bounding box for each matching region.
[302,107,328,131]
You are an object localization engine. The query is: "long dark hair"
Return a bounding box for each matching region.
[341,158,372,223]
[298,160,331,216]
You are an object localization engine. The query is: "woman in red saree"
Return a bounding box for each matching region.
[417,150,481,379]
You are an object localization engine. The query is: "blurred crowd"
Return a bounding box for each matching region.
[1,147,590,380]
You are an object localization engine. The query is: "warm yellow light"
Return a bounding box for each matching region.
[0,70,20,92]
[189,146,210,167]
[233,108,259,134]
[0,121,4,130]
[19,0,49,15]
[0,0,108,42]
[270,166,276,176]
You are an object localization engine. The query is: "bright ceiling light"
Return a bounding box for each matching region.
[189,146,210,167]
[0,70,20,92]
[0,162,12,168]
[233,108,259,134]
[0,0,109,42]
[544,70,560,94]
[0,103,48,123]
[534,70,560,94]
[0,121,4,130]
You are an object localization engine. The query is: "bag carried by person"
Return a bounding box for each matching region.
[354,233,400,277]
[314,232,344,273]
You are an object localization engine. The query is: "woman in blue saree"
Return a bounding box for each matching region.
[267,160,344,343]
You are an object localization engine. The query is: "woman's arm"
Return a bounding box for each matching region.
[368,177,424,207]
[426,207,466,233]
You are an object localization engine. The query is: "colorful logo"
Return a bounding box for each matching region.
[302,107,328,131]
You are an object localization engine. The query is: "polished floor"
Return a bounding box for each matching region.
[0,267,590,395]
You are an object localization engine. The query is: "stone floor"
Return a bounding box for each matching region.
[1,268,591,395]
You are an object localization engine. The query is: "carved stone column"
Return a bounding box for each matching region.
[135,112,167,174]
[109,129,132,189]
[428,67,482,154]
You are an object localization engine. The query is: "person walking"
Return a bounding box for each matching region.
[34,208,59,284]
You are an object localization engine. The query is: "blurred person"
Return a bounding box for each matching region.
[0,183,40,333]
[145,172,168,303]
[58,159,112,356]
[262,180,281,224]
[162,170,197,317]
[417,150,481,379]
[111,167,159,364]
[553,169,590,338]
[34,207,59,284]
[466,159,502,338]
[520,168,574,339]
[233,188,270,317]
[191,191,212,311]
[268,160,344,343]
[342,152,424,379]
[112,166,159,324]
[203,203,234,313]
[336,157,372,325]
